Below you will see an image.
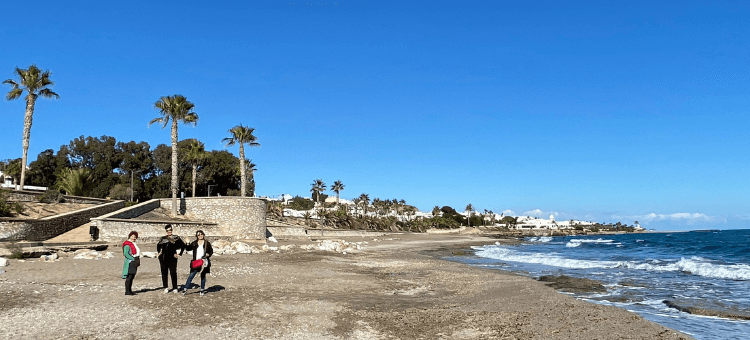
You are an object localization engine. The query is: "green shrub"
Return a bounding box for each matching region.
[108,184,132,201]
[288,196,314,211]
[38,189,65,203]
[12,202,24,215]
[0,191,12,217]
[5,241,24,259]
[469,215,483,226]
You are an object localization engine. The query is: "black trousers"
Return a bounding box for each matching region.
[160,259,178,290]
[125,273,136,294]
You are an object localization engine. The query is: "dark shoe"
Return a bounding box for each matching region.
[125,292,136,296]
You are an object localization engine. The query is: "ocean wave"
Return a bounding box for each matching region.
[566,238,616,248]
[476,246,620,269]
[526,236,553,243]
[474,246,750,280]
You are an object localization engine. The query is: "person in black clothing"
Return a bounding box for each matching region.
[181,230,213,296]
[156,224,186,293]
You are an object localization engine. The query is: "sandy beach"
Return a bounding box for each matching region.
[0,234,691,339]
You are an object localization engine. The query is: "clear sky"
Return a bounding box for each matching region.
[1,1,748,230]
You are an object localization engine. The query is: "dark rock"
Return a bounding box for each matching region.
[663,300,750,320]
[537,275,606,294]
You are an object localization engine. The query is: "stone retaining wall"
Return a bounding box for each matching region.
[93,197,267,242]
[95,219,220,244]
[305,229,386,238]
[4,190,112,205]
[265,226,386,239]
[0,200,125,241]
[266,226,309,239]
[161,197,267,240]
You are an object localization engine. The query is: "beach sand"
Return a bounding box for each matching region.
[0,234,691,339]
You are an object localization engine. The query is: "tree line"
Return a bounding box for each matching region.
[0,135,253,201]
[2,65,259,214]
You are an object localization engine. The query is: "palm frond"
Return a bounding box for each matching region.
[148,117,168,128]
[5,88,22,100]
[183,112,199,126]
[38,88,59,99]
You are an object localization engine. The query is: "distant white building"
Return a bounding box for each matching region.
[324,196,354,205]
[509,215,594,230]
[0,171,12,188]
[0,170,48,191]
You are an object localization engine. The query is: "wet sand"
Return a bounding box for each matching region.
[0,234,691,339]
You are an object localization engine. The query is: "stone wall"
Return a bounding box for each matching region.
[161,197,267,240]
[0,200,125,241]
[5,190,112,205]
[266,226,309,239]
[265,226,387,239]
[94,219,220,244]
[304,229,386,238]
[93,197,267,242]
[0,220,30,241]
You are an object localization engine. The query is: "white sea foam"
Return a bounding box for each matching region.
[474,246,750,281]
[526,236,553,243]
[566,238,616,247]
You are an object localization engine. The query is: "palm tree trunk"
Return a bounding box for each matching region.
[192,163,197,197]
[239,143,246,197]
[171,119,178,215]
[20,95,36,190]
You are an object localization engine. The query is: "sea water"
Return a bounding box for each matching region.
[463,229,750,340]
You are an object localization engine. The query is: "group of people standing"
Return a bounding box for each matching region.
[121,224,214,296]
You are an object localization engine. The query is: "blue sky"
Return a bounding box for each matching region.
[1,1,748,230]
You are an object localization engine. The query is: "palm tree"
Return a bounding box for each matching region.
[244,159,257,196]
[331,180,344,205]
[149,95,199,215]
[310,179,326,204]
[3,65,60,190]
[303,211,312,227]
[55,168,94,196]
[431,205,441,217]
[465,203,474,227]
[357,193,370,217]
[222,124,260,197]
[182,139,207,197]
